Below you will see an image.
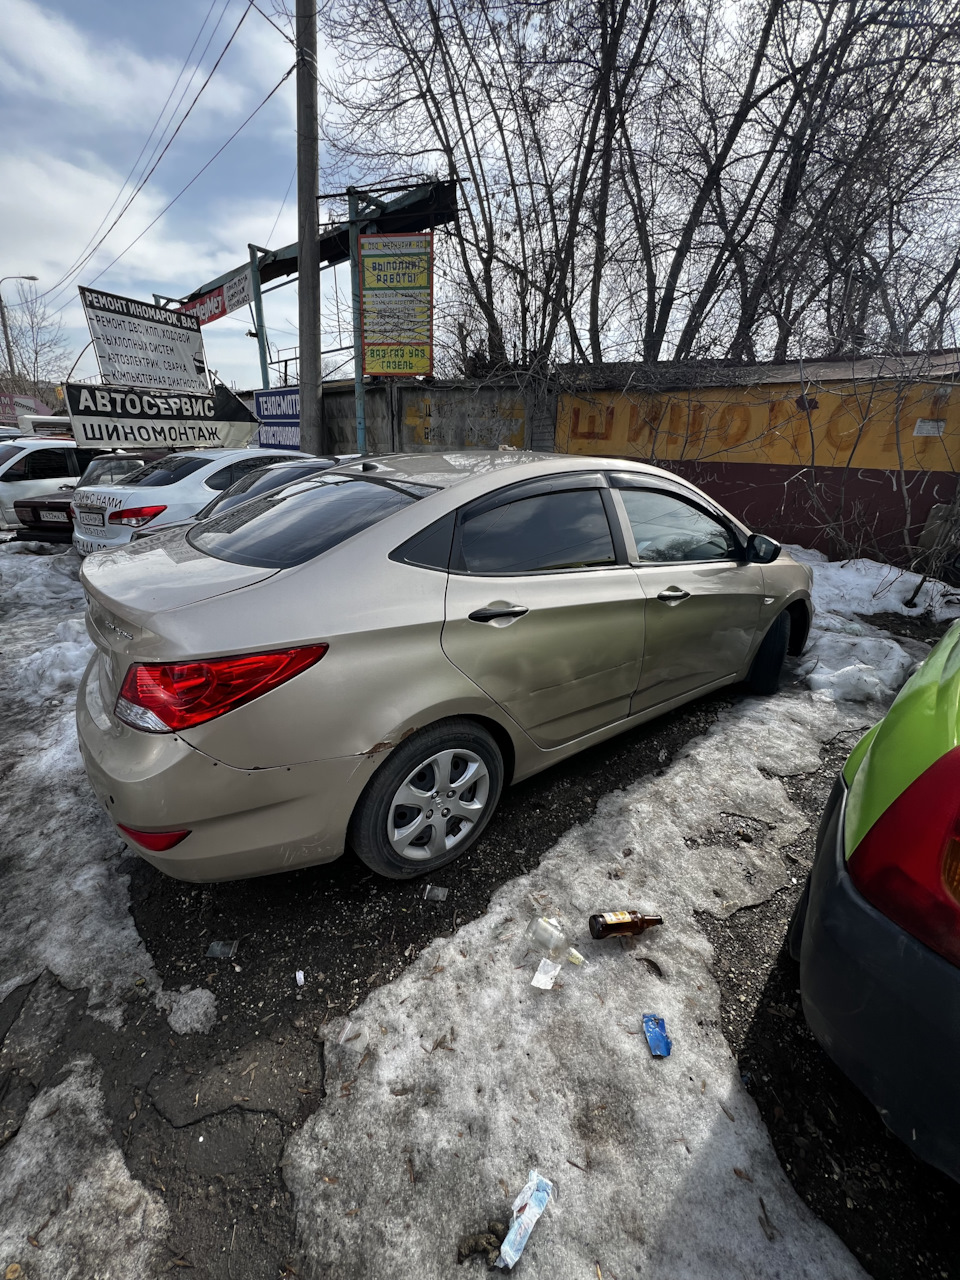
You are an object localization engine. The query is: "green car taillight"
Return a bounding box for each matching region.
[848,745,960,968]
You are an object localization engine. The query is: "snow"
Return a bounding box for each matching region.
[789,546,960,703]
[285,691,872,1280]
[0,542,215,1035]
[0,1057,169,1280]
[166,986,219,1035]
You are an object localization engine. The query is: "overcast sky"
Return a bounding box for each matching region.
[0,0,354,392]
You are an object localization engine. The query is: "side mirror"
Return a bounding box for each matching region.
[747,532,781,564]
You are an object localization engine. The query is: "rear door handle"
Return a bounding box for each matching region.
[657,586,691,603]
[468,605,529,623]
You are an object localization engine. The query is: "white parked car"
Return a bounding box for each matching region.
[72,448,310,556]
[0,437,103,530]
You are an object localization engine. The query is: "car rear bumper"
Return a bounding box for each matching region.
[15,526,73,543]
[76,653,373,881]
[800,775,960,1183]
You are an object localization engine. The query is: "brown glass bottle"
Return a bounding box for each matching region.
[588,911,662,939]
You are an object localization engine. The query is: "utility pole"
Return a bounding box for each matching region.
[296,0,324,453]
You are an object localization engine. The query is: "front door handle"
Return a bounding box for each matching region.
[657,586,691,603]
[468,604,529,623]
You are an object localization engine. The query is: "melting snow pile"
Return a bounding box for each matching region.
[791,547,960,703]
[0,543,215,1034]
[285,692,872,1280]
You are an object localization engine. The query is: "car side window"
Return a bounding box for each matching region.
[458,489,616,575]
[619,488,738,563]
[25,449,73,481]
[204,464,236,492]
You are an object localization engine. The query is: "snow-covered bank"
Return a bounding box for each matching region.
[790,546,960,702]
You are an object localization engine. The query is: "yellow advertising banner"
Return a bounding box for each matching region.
[360,233,433,376]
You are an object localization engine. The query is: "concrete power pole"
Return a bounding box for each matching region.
[296,0,324,453]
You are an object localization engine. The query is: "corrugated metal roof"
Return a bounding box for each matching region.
[558,352,960,391]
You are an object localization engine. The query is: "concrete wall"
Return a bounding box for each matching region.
[320,379,554,454]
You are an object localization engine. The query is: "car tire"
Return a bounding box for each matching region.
[746,611,790,695]
[348,719,504,880]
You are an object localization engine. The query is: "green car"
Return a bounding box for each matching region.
[791,620,960,1181]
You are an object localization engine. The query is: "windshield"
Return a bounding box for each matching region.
[198,460,340,521]
[78,456,148,488]
[117,455,208,487]
[188,475,437,569]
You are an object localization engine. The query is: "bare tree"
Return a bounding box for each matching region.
[1,281,72,398]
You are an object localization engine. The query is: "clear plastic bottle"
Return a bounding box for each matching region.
[525,915,585,965]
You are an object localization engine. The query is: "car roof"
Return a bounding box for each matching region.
[331,450,689,490]
[12,436,77,448]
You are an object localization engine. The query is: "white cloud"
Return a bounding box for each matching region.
[0,0,248,129]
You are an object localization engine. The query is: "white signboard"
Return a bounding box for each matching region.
[914,418,946,437]
[64,383,256,449]
[79,286,209,392]
[179,265,254,326]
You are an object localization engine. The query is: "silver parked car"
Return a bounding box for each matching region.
[76,452,812,882]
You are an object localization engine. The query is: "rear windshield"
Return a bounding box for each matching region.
[78,456,149,488]
[0,444,24,468]
[118,455,208,487]
[188,475,436,568]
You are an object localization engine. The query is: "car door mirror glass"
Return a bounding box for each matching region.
[748,533,781,564]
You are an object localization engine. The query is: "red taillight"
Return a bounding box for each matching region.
[108,505,167,527]
[848,746,960,967]
[115,644,328,733]
[117,824,191,852]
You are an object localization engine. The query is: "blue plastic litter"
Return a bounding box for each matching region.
[495,1169,553,1269]
[642,1014,672,1057]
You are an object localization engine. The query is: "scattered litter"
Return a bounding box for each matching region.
[642,1014,672,1058]
[495,1169,553,1269]
[5,1265,23,1280]
[588,911,662,939]
[296,970,305,987]
[338,1020,357,1045]
[423,883,449,902]
[635,956,664,978]
[525,916,585,965]
[205,940,238,959]
[531,959,562,990]
[456,1220,507,1267]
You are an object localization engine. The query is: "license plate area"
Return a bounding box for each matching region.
[78,510,105,527]
[40,509,69,522]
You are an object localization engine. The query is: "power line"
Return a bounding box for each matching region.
[82,66,296,292]
[265,162,297,247]
[44,0,256,313]
[36,0,230,303]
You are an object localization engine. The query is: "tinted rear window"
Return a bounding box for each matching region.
[119,456,208,487]
[0,444,24,468]
[188,476,436,568]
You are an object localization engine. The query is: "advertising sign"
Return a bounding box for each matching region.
[0,393,52,424]
[254,386,300,450]
[79,286,209,393]
[179,265,254,326]
[64,383,257,449]
[359,233,432,376]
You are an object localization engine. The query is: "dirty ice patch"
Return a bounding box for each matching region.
[788,548,960,703]
[17,616,94,698]
[0,1056,169,1278]
[285,691,871,1280]
[0,546,214,1035]
[0,541,85,606]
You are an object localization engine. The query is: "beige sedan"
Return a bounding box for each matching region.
[76,452,812,881]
